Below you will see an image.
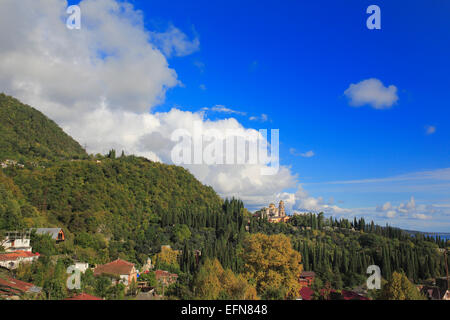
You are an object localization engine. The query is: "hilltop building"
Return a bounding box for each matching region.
[254,200,290,223]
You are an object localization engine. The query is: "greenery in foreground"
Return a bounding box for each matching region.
[0,93,448,300]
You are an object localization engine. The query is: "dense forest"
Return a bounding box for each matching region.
[0,94,449,300]
[0,94,87,162]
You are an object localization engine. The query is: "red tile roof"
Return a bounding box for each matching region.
[299,286,314,300]
[65,293,103,300]
[93,259,135,277]
[340,290,370,300]
[0,251,39,261]
[300,271,316,278]
[0,276,39,294]
[155,270,178,279]
[298,286,369,300]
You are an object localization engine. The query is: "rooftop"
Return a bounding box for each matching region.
[0,276,42,295]
[0,251,39,262]
[94,259,135,277]
[65,293,103,300]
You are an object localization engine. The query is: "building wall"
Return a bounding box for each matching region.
[2,238,32,252]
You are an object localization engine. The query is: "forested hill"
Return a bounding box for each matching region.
[0,95,226,267]
[0,93,87,162]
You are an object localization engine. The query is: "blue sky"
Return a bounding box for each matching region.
[7,0,450,231]
[122,0,450,227]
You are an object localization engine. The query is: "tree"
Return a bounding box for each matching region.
[193,258,258,300]
[379,271,425,300]
[153,246,180,272]
[241,233,302,299]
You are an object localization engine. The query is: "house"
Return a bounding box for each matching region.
[299,286,314,300]
[1,231,32,252]
[421,285,450,300]
[73,262,89,273]
[298,286,369,301]
[155,270,178,286]
[93,259,137,288]
[443,290,450,301]
[339,290,370,300]
[0,276,42,299]
[299,271,316,287]
[0,251,40,270]
[65,293,103,300]
[32,228,65,242]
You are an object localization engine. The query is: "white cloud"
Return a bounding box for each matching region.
[290,148,315,158]
[376,196,433,221]
[386,210,396,218]
[412,213,431,220]
[0,0,297,210]
[249,114,269,122]
[0,0,179,116]
[344,78,398,109]
[290,185,350,216]
[203,105,247,116]
[149,24,200,58]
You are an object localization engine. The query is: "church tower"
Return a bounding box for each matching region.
[278,200,286,217]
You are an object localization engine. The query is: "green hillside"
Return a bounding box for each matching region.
[0,95,236,270]
[0,93,87,162]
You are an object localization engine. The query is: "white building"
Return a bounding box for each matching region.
[0,251,40,270]
[74,262,89,273]
[1,231,32,252]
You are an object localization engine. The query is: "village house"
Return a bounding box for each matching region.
[0,276,42,300]
[65,293,103,300]
[73,262,90,273]
[93,259,137,288]
[0,251,40,270]
[1,231,32,252]
[299,271,316,288]
[155,270,178,286]
[298,286,369,300]
[32,228,65,243]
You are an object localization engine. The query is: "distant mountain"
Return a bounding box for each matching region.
[0,93,87,162]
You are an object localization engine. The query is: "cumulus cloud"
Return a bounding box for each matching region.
[0,0,298,210]
[376,196,433,220]
[290,186,350,216]
[344,78,398,109]
[0,0,179,116]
